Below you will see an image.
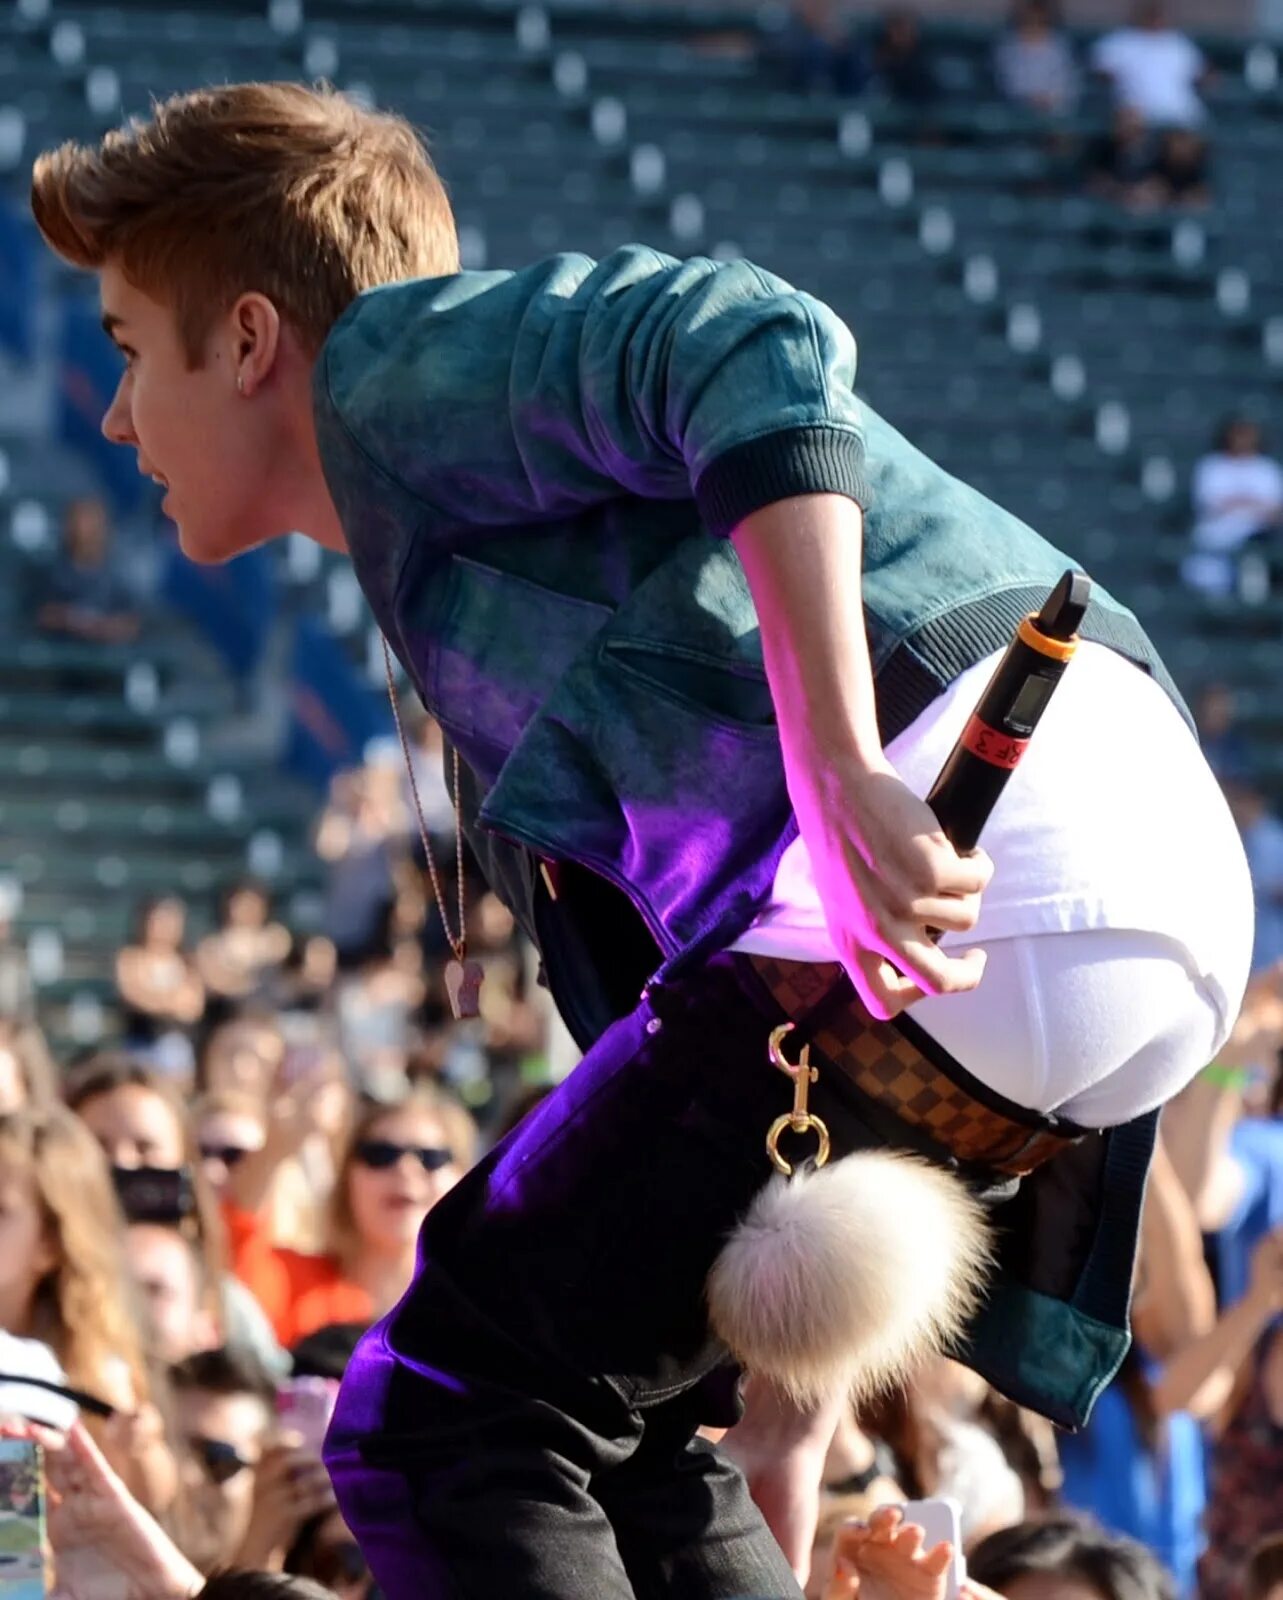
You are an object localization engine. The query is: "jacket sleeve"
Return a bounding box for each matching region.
[315,245,868,540]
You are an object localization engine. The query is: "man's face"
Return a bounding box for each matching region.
[125,1224,217,1364]
[97,260,282,565]
[175,1386,271,1567]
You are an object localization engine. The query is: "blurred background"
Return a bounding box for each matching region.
[3,1,1283,1596]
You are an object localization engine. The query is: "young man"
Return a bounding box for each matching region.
[33,82,1251,1599]
[170,1346,335,1575]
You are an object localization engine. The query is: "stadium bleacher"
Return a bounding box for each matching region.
[2,0,1282,1050]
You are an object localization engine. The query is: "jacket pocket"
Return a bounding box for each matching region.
[431,555,612,746]
[600,638,777,735]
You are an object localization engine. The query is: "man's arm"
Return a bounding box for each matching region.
[732,494,991,1018]
[319,245,868,542]
[325,249,989,1013]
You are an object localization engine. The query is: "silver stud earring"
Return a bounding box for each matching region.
[236,374,245,394]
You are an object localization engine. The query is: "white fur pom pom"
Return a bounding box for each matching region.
[705,1150,993,1407]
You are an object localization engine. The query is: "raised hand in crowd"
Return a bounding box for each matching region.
[824,1505,978,1600]
[222,1046,349,1221]
[0,1418,202,1600]
[232,1432,337,1573]
[722,1375,851,1586]
[1152,1223,1283,1422]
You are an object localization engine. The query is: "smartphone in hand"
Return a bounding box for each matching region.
[275,1376,340,1457]
[0,1438,50,1598]
[899,1497,965,1600]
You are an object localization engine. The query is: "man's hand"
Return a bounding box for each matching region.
[731,495,992,1022]
[793,751,992,1020]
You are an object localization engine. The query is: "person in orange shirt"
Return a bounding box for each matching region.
[224,1086,477,1350]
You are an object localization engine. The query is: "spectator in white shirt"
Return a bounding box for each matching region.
[994,0,1079,117]
[1183,418,1283,598]
[1090,1,1211,128]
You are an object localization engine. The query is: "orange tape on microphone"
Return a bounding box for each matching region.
[959,716,1030,771]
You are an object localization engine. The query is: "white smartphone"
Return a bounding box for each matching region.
[899,1497,965,1600]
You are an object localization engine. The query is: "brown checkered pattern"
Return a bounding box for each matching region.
[747,954,1077,1177]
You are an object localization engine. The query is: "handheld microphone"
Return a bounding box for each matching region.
[925,569,1091,853]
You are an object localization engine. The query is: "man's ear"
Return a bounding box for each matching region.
[229,293,282,397]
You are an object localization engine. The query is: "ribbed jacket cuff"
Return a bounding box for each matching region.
[694,424,869,538]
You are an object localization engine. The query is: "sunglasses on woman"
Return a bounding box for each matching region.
[190,1434,256,1485]
[198,1143,253,1168]
[353,1139,454,1173]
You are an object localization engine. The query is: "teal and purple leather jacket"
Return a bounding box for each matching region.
[314,245,1185,1429]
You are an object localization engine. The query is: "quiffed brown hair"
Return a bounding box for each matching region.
[31,80,458,362]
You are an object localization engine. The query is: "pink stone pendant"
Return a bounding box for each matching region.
[444,957,484,1021]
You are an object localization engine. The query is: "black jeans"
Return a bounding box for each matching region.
[327,952,894,1600]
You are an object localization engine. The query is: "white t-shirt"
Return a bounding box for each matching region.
[733,643,1253,1128]
[1191,452,1283,553]
[1090,27,1206,125]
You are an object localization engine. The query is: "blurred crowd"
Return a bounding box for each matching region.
[772,0,1216,211]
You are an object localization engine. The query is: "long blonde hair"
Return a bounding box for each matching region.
[0,1104,150,1411]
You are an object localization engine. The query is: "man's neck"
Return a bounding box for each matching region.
[277,365,349,554]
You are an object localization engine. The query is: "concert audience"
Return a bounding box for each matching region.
[172,1345,335,1575]
[1141,128,1212,209]
[967,1516,1178,1600]
[866,8,940,107]
[0,885,35,1023]
[64,1055,288,1373]
[1194,682,1253,787]
[1054,1139,1216,1595]
[1223,780,1283,974]
[197,881,293,1012]
[223,1085,475,1347]
[1084,107,1157,206]
[1090,2,1211,129]
[35,496,141,645]
[993,0,1079,117]
[775,0,867,97]
[1184,418,1283,601]
[0,1016,56,1111]
[1244,1538,1283,1600]
[126,1221,220,1364]
[115,893,205,1079]
[315,764,404,976]
[0,1104,177,1514]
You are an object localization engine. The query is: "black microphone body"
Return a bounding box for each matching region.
[925,570,1092,853]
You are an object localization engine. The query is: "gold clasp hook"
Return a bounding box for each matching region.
[765,1022,832,1177]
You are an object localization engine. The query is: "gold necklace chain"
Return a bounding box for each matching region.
[381,635,467,965]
